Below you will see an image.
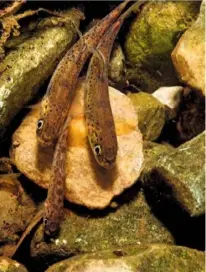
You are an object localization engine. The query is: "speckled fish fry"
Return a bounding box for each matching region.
[36,0,131,147]
[85,1,144,169]
[44,114,72,236]
[42,1,133,237]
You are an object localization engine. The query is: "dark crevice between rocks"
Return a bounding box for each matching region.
[18,175,47,205]
[14,239,54,272]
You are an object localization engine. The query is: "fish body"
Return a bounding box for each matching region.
[85,1,143,169]
[43,114,72,236]
[37,0,131,147]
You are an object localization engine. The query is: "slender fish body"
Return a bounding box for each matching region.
[43,113,72,236]
[44,0,145,236]
[36,0,131,147]
[85,1,144,169]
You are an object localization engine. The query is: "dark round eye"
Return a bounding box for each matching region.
[94,144,101,156]
[37,119,44,130]
[43,218,48,225]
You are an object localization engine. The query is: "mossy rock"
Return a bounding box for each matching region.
[46,244,204,272]
[109,43,126,84]
[140,141,175,181]
[124,1,200,92]
[143,132,205,216]
[0,9,84,137]
[0,257,28,272]
[30,191,174,259]
[127,92,166,141]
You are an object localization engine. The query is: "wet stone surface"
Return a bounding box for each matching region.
[0,174,36,256]
[172,0,205,95]
[142,132,205,216]
[30,189,174,259]
[0,257,28,272]
[46,244,204,272]
[124,1,200,92]
[127,92,166,141]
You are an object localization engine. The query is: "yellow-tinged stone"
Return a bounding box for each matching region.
[171,1,205,95]
[11,78,144,209]
[0,257,28,272]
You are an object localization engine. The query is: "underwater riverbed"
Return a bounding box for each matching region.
[0,1,205,271]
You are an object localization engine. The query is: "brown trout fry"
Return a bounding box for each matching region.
[85,1,144,169]
[37,0,131,147]
[43,1,133,236]
[43,114,72,236]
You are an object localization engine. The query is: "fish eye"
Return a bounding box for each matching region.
[43,218,48,225]
[37,119,44,130]
[94,144,102,156]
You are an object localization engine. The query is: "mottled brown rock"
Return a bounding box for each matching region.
[30,191,174,259]
[46,244,204,272]
[172,1,205,95]
[0,257,28,272]
[11,79,144,209]
[0,174,36,256]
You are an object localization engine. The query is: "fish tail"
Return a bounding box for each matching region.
[98,0,146,62]
[95,0,132,35]
[120,0,146,21]
[113,0,146,30]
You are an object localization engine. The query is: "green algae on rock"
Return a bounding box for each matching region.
[140,141,175,182]
[109,43,125,84]
[127,92,166,141]
[0,9,84,137]
[143,132,205,216]
[0,174,36,256]
[46,244,204,272]
[30,191,174,259]
[0,257,28,272]
[124,1,200,92]
[172,0,205,95]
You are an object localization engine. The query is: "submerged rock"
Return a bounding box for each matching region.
[176,88,205,143]
[46,244,204,272]
[31,191,174,259]
[0,174,36,256]
[124,1,200,92]
[0,257,28,272]
[109,43,125,84]
[152,86,183,119]
[143,132,205,216]
[0,9,84,137]
[172,0,205,95]
[11,79,144,209]
[140,141,175,182]
[127,92,165,141]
